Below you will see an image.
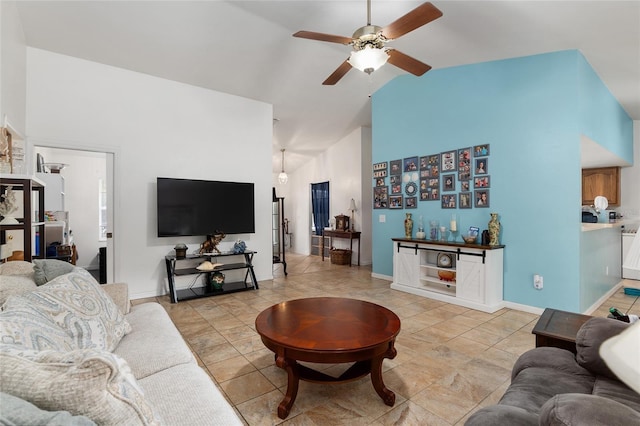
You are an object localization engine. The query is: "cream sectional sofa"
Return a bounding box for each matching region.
[0,261,244,425]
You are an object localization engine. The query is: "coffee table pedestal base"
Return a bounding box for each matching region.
[275,343,397,419]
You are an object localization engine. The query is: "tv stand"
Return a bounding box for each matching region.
[165,250,258,303]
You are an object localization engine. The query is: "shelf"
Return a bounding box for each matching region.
[418,280,456,295]
[173,262,251,276]
[175,281,258,301]
[420,276,456,286]
[165,250,258,303]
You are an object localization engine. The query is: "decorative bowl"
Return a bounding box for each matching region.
[462,235,477,244]
[438,270,456,282]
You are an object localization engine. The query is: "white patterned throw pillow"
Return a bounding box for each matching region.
[0,345,161,425]
[2,268,131,351]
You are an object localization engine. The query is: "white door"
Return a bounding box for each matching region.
[394,246,419,287]
[456,254,485,303]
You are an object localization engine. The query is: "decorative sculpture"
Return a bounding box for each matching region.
[199,231,226,254]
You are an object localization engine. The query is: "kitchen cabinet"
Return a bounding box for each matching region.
[582,167,620,206]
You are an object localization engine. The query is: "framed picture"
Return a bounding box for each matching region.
[475,158,488,175]
[474,144,490,157]
[420,191,429,201]
[427,178,439,188]
[375,177,386,187]
[405,196,417,209]
[373,161,388,171]
[474,190,490,208]
[389,195,403,209]
[374,186,389,209]
[474,176,490,188]
[373,170,387,178]
[390,159,402,175]
[390,175,401,185]
[441,194,456,209]
[419,156,429,170]
[458,147,471,174]
[404,156,419,172]
[458,170,471,181]
[459,192,472,209]
[429,187,439,200]
[460,181,470,191]
[443,174,455,191]
[441,150,457,172]
[391,183,402,194]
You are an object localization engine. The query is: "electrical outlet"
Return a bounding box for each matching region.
[379,214,386,223]
[533,274,543,290]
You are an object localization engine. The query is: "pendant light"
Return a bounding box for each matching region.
[278,148,288,184]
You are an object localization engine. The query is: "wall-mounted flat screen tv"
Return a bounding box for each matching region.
[157,177,255,237]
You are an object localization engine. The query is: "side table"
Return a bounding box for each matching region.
[531,308,592,354]
[321,230,361,266]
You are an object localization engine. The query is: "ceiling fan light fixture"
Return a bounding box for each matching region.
[348,45,389,74]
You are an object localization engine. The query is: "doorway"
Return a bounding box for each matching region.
[33,146,115,282]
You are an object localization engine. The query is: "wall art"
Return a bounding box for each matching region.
[374,186,389,209]
[441,150,457,172]
[474,144,490,157]
[459,192,472,209]
[475,158,488,175]
[442,194,456,209]
[404,156,419,172]
[475,190,490,208]
[390,195,403,209]
[390,159,402,175]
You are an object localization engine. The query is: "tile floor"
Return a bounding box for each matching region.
[134,253,639,425]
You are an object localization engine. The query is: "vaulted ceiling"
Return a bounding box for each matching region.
[15,1,640,173]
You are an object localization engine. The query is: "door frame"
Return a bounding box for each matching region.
[28,138,119,282]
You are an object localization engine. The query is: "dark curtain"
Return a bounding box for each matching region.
[311,181,329,236]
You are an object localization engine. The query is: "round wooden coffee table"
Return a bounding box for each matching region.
[255,297,401,419]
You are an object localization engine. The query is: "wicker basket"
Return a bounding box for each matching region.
[330,248,352,265]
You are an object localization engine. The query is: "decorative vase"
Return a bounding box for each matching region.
[416,215,426,239]
[488,213,501,245]
[404,213,413,238]
[429,220,439,240]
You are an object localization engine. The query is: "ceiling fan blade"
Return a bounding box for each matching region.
[387,50,432,76]
[293,31,353,45]
[323,60,353,85]
[382,2,443,40]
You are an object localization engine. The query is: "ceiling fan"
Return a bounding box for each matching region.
[293,1,443,85]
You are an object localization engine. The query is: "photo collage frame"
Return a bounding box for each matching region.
[372,144,491,210]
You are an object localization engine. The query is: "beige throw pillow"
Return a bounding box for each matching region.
[0,345,161,425]
[2,268,131,351]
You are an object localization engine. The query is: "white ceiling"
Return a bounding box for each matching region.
[15,1,640,173]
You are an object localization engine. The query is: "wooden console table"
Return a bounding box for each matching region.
[532,308,592,354]
[321,230,361,266]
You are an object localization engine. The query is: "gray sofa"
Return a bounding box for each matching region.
[0,261,244,425]
[466,316,640,425]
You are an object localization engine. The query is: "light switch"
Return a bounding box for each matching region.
[379,214,386,223]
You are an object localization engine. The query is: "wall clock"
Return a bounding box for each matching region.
[437,252,454,268]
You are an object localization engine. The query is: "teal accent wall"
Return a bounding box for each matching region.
[578,54,633,160]
[372,50,633,312]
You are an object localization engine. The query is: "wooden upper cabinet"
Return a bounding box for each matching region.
[582,167,620,206]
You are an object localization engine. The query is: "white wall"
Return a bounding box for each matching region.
[26,48,273,299]
[280,126,372,265]
[35,147,106,271]
[0,0,26,135]
[620,121,640,221]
